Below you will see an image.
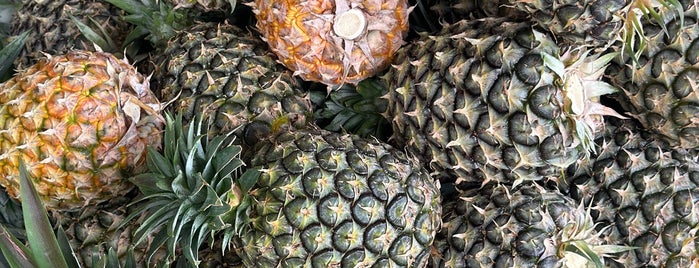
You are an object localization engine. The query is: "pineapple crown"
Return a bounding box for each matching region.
[621,0,686,60]
[123,113,256,266]
[549,196,635,267]
[315,77,392,140]
[104,0,192,49]
[0,30,28,81]
[541,48,627,158]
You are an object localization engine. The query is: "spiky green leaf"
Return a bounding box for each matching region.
[55,226,80,268]
[70,15,114,52]
[564,240,603,268]
[19,160,69,268]
[0,30,29,79]
[542,52,565,79]
[0,224,35,268]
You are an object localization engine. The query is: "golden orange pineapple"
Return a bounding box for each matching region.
[0,50,165,211]
[249,0,410,86]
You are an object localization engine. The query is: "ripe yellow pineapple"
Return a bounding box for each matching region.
[0,50,164,211]
[249,0,411,86]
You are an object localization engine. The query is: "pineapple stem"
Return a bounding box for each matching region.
[333,9,367,40]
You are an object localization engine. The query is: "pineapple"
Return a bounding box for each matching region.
[154,22,313,142]
[126,114,442,267]
[50,190,167,267]
[380,17,623,186]
[9,0,131,69]
[492,0,685,51]
[0,50,164,211]
[606,0,698,148]
[559,117,699,266]
[107,0,313,143]
[431,182,625,267]
[248,0,411,86]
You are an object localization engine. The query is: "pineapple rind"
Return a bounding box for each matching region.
[432,182,613,267]
[0,50,164,211]
[607,0,699,149]
[561,118,699,266]
[237,127,442,267]
[382,18,617,186]
[154,22,313,143]
[250,0,410,85]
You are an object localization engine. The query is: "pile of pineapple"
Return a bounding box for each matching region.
[0,0,696,267]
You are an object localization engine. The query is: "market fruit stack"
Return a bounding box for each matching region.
[106,0,314,143]
[127,115,442,267]
[249,0,411,85]
[0,50,164,211]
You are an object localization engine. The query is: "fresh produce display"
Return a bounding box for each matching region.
[127,115,441,267]
[0,0,696,267]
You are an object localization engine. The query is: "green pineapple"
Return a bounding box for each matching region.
[126,114,442,267]
[9,0,131,69]
[606,0,698,148]
[380,17,623,185]
[431,182,626,267]
[108,0,313,144]
[559,117,699,266]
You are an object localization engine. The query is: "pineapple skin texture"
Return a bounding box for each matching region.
[10,0,130,69]
[53,191,167,268]
[607,1,699,149]
[432,183,604,267]
[250,0,410,85]
[381,18,585,185]
[506,0,629,48]
[154,22,313,143]
[0,50,164,211]
[561,118,699,266]
[237,128,442,267]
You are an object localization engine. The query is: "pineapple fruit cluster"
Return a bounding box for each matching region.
[0,0,697,267]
